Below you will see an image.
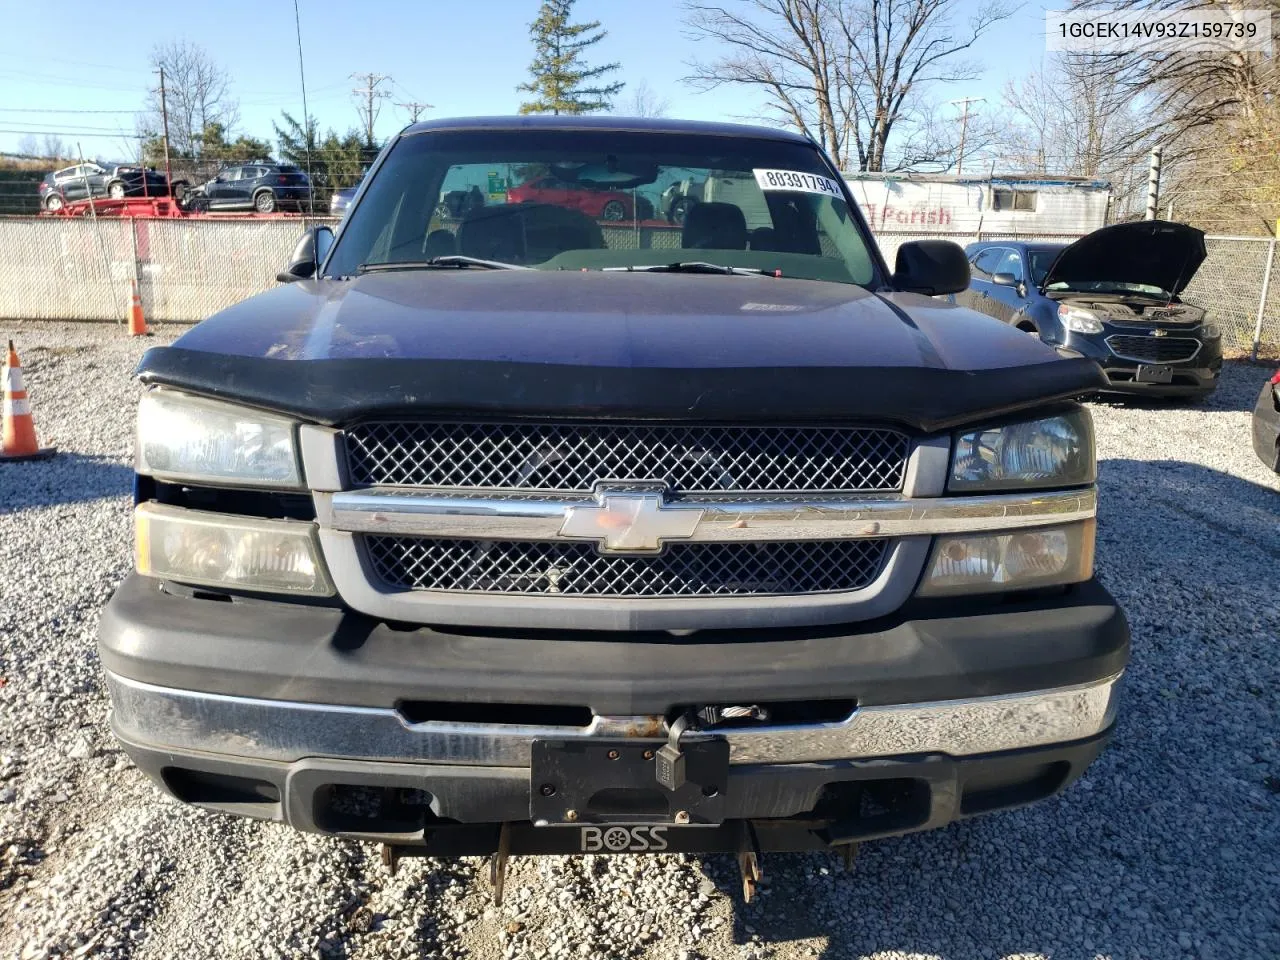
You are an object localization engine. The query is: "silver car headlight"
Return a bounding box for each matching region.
[135,503,333,596]
[137,390,303,488]
[1058,305,1103,334]
[949,409,1095,492]
[917,520,1095,596]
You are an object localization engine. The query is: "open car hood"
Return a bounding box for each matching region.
[1042,220,1207,295]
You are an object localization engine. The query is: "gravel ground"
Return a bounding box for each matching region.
[1,320,1278,960]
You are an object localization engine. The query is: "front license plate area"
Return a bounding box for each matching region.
[530,738,729,826]
[1136,363,1174,383]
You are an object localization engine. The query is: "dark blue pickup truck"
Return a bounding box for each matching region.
[98,116,1126,899]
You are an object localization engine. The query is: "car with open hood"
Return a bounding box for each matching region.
[960,222,1221,399]
[98,116,1127,893]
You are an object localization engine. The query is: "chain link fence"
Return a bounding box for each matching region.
[0,217,1276,357]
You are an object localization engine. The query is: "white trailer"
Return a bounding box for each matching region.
[844,172,1111,237]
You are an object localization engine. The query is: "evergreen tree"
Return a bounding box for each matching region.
[518,0,623,115]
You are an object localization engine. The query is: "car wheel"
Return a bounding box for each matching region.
[601,199,626,222]
[187,197,209,213]
[108,182,126,200]
[254,191,277,214]
[669,197,692,226]
[44,194,64,212]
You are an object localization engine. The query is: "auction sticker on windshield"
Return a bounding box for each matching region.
[753,169,843,197]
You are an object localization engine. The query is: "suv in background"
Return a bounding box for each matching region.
[185,162,312,213]
[40,162,173,211]
[960,225,1222,399]
[101,116,1127,896]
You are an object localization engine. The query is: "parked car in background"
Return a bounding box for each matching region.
[329,183,359,215]
[184,162,312,213]
[1252,369,1280,471]
[507,175,652,221]
[40,161,174,211]
[959,222,1222,399]
[660,177,704,224]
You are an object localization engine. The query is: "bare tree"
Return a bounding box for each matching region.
[16,135,38,157]
[998,54,1142,179]
[40,134,66,161]
[140,41,239,157]
[622,79,670,117]
[1068,0,1279,149]
[683,0,1013,171]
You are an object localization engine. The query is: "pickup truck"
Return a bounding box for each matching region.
[99,116,1128,899]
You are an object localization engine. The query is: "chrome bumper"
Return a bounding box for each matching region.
[105,671,1122,768]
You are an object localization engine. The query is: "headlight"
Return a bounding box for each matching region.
[137,390,302,488]
[949,409,1095,492]
[917,520,1095,596]
[135,503,334,596]
[1058,305,1103,334]
[1201,321,1221,338]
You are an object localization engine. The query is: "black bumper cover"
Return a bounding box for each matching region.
[99,573,1129,715]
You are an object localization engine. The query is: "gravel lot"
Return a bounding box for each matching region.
[1,320,1278,960]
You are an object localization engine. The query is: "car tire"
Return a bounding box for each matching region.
[108,182,126,200]
[601,200,627,222]
[254,191,277,214]
[669,197,692,226]
[187,197,209,214]
[44,194,65,212]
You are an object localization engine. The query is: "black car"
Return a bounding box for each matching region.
[102,116,1127,880]
[185,161,312,213]
[959,222,1222,398]
[39,161,173,211]
[1253,368,1280,471]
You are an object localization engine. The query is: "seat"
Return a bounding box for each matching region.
[424,229,458,258]
[456,207,526,263]
[682,202,748,250]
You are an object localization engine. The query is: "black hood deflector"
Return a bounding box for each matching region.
[1042,220,1206,295]
[136,348,1105,434]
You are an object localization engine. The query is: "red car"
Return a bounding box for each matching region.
[507,175,644,221]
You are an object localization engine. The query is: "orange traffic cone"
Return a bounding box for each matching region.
[2,340,56,462]
[127,280,151,337]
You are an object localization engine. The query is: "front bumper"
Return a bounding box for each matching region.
[1056,331,1223,397]
[100,573,1128,850]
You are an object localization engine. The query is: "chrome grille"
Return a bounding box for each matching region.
[1105,335,1200,364]
[345,422,909,493]
[365,536,891,597]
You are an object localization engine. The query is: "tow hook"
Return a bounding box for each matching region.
[735,820,764,903]
[489,822,512,906]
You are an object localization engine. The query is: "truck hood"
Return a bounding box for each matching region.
[137,271,1105,431]
[1042,220,1207,295]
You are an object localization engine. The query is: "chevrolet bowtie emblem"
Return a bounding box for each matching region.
[559,492,703,554]
[1150,328,1168,337]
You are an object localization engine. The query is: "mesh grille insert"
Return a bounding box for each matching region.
[1105,335,1200,363]
[345,422,909,493]
[365,537,891,597]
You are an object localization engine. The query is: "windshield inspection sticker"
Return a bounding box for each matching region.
[754,169,842,197]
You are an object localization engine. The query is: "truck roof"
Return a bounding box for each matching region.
[401,114,814,144]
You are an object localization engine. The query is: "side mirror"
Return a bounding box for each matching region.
[891,240,969,296]
[277,225,334,283]
[991,271,1019,287]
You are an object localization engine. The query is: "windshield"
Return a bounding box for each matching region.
[1027,247,1063,287]
[325,129,878,286]
[1044,279,1171,298]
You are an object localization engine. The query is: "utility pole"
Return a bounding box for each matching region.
[350,72,392,145]
[156,67,172,198]
[1145,145,1163,221]
[397,101,434,123]
[950,97,985,176]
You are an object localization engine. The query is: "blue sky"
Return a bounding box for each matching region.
[0,0,1054,161]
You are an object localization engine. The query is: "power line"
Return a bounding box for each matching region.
[397,101,434,123]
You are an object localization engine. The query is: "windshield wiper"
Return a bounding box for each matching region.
[358,255,530,273]
[603,261,770,277]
